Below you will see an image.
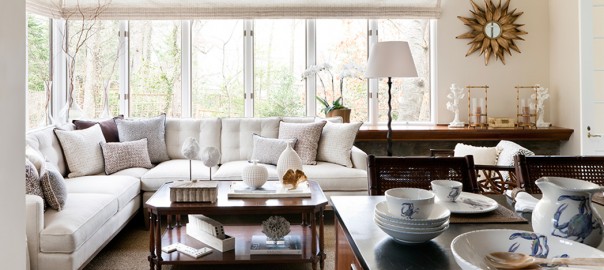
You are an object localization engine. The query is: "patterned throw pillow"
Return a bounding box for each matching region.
[496,140,535,167]
[54,124,106,178]
[278,121,326,165]
[39,162,67,211]
[100,138,153,174]
[250,134,297,165]
[116,114,169,163]
[73,115,124,142]
[317,122,362,167]
[25,159,45,200]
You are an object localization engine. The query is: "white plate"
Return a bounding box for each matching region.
[451,229,604,270]
[376,221,449,244]
[374,201,450,227]
[374,216,449,232]
[435,192,498,214]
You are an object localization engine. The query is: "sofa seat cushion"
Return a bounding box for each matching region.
[141,160,211,191]
[40,193,118,253]
[65,175,140,210]
[111,167,150,179]
[302,162,367,192]
[213,161,278,181]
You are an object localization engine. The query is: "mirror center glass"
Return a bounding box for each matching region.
[484,21,501,39]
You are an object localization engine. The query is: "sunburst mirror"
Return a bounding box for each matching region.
[456,0,527,65]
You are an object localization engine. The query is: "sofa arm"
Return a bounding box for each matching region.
[26,195,44,270]
[351,146,368,171]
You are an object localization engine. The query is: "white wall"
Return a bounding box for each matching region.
[436,0,551,125]
[549,0,581,155]
[0,0,26,268]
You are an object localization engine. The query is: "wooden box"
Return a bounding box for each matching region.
[169,181,218,203]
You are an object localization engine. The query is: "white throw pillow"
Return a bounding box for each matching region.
[453,143,499,165]
[317,122,362,167]
[496,140,535,166]
[54,124,106,178]
[250,134,297,165]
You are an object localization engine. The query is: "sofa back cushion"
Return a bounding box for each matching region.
[220,117,281,163]
[165,118,222,159]
[26,123,74,176]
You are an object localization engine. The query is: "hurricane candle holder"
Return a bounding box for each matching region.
[515,85,538,129]
[467,85,488,128]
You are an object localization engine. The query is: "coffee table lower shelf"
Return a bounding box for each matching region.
[158,224,317,266]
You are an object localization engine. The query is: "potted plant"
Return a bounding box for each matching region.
[302,63,362,123]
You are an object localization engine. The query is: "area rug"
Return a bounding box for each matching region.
[84,213,336,270]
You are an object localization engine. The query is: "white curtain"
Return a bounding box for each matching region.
[26,0,441,19]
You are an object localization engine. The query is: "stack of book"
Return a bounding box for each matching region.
[169,181,218,202]
[249,235,302,255]
[186,214,235,252]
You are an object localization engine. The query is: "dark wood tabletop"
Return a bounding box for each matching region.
[331,195,604,270]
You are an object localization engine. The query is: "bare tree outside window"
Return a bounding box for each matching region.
[26,13,51,129]
[191,20,244,118]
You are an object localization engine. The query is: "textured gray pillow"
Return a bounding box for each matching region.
[100,138,153,174]
[317,122,362,167]
[54,124,106,178]
[250,134,297,165]
[278,121,326,165]
[25,159,45,200]
[39,162,67,211]
[116,114,169,163]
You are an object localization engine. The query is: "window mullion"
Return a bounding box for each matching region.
[244,20,254,117]
[306,19,316,117]
[181,20,192,118]
[119,20,129,117]
[368,19,379,126]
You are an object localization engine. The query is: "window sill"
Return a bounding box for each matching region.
[355,125,573,142]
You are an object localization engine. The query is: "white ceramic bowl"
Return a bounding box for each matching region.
[376,221,448,244]
[431,180,463,202]
[374,215,449,232]
[385,188,435,219]
[374,201,450,227]
[451,229,604,270]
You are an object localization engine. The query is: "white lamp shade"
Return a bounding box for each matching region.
[365,41,418,78]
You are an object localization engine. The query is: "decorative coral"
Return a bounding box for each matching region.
[261,216,291,241]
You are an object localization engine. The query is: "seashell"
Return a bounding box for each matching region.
[282,169,307,190]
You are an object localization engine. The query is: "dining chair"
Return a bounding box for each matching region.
[367,155,479,195]
[430,148,518,194]
[514,154,604,194]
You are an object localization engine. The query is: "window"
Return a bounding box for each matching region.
[377,19,431,123]
[129,20,182,117]
[254,19,306,117]
[67,20,121,119]
[191,20,244,118]
[26,13,51,129]
[316,19,368,122]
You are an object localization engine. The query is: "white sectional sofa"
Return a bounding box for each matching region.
[25,116,368,270]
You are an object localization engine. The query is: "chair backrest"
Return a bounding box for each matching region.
[514,154,604,194]
[367,155,479,195]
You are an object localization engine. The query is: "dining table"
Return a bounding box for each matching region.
[331,194,604,270]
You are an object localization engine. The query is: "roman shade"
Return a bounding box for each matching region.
[27,0,441,20]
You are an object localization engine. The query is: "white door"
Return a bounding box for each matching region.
[580,0,604,155]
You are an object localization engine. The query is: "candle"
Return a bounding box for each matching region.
[521,99,530,124]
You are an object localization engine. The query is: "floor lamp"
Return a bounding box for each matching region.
[366,41,418,156]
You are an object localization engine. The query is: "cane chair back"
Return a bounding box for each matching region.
[514,154,604,194]
[367,155,479,195]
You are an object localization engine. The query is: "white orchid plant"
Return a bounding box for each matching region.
[301,62,364,114]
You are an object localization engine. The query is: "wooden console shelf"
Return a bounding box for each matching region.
[356,125,573,142]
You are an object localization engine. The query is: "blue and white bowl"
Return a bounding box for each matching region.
[451,229,604,270]
[375,200,450,227]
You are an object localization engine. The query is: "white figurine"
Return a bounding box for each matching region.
[530,85,551,128]
[446,83,465,128]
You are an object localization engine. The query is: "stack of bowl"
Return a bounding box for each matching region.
[374,188,451,244]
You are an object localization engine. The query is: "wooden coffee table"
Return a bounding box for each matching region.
[145,181,328,270]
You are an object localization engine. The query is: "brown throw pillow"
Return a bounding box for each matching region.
[39,162,67,211]
[73,115,124,142]
[100,138,153,174]
[278,121,326,165]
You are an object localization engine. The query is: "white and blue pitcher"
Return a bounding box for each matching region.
[532,177,604,247]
